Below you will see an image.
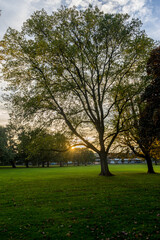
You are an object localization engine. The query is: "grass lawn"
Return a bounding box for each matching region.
[0,164,160,240]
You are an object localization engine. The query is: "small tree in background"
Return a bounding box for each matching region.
[0,126,15,167]
[17,128,70,167]
[70,148,95,166]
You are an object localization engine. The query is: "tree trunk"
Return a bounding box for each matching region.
[145,154,155,174]
[25,161,29,168]
[47,161,50,167]
[60,161,64,167]
[99,152,114,176]
[42,162,45,167]
[10,160,16,168]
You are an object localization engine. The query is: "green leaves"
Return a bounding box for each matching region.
[2,6,155,175]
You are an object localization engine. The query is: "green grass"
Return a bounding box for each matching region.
[0,164,160,240]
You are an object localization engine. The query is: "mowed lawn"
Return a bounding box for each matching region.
[0,165,160,240]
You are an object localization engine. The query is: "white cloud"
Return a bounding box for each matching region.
[67,0,149,15]
[0,0,62,38]
[0,0,157,38]
[67,0,159,40]
[119,0,152,21]
[66,0,154,32]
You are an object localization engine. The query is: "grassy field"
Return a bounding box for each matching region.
[0,164,160,240]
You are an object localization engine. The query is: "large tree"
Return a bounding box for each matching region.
[2,7,153,176]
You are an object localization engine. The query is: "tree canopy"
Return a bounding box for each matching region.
[2,6,154,176]
[147,46,160,78]
[140,46,160,140]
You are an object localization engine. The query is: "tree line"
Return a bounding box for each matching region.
[0,125,95,167]
[0,6,160,176]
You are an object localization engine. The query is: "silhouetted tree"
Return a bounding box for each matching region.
[139,46,160,153]
[3,7,153,176]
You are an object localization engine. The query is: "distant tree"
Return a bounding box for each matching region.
[0,126,15,167]
[17,128,33,167]
[27,132,56,167]
[70,148,95,166]
[80,148,95,165]
[17,128,53,167]
[3,7,154,176]
[51,133,70,167]
[0,126,8,165]
[16,128,70,167]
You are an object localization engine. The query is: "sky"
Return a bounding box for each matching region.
[0,0,160,126]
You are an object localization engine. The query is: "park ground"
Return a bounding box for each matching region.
[0,164,160,240]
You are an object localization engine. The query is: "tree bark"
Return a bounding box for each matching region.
[129,144,155,174]
[42,161,45,167]
[99,152,114,176]
[145,153,155,174]
[25,161,29,168]
[60,161,64,167]
[10,160,16,168]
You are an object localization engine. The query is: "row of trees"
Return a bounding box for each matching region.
[0,125,95,167]
[1,6,160,176]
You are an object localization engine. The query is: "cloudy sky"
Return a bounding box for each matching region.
[0,0,160,125]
